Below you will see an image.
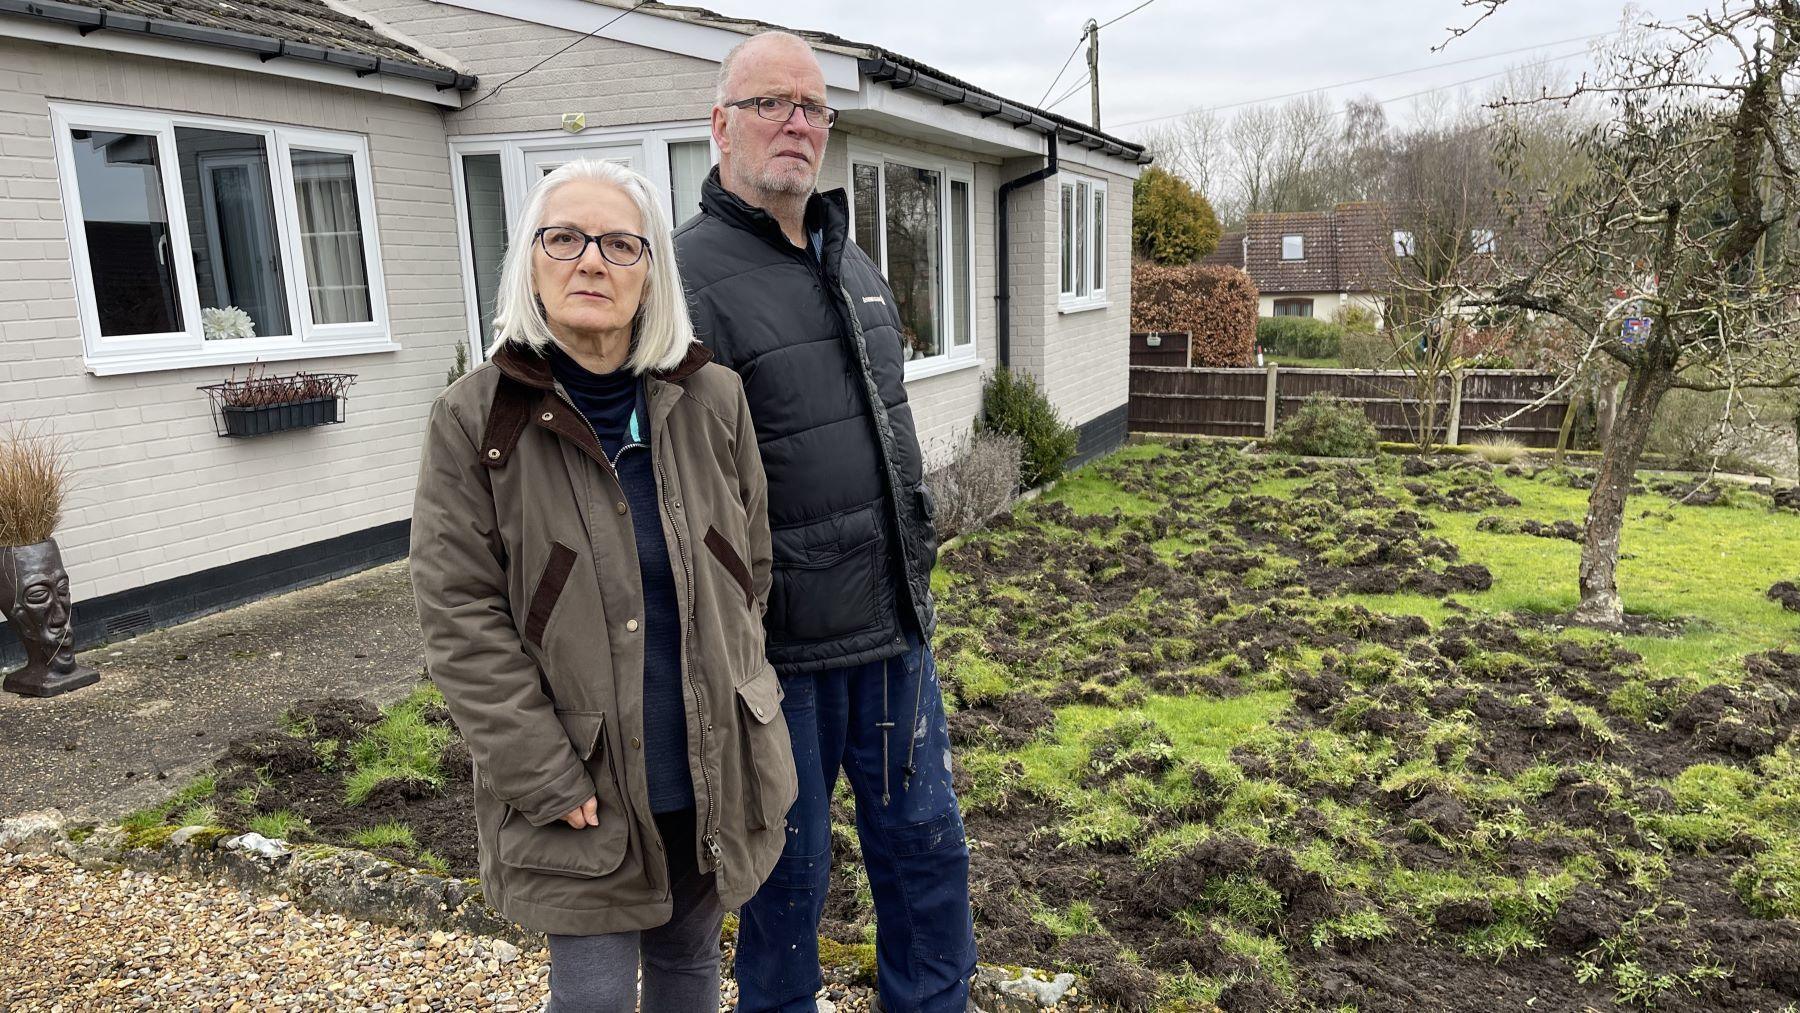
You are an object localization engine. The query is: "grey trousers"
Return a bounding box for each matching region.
[544,810,723,1013]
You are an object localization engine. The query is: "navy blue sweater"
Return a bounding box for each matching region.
[548,344,694,814]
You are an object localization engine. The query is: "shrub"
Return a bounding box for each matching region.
[1340,327,1394,370]
[1131,264,1259,366]
[925,429,1023,540]
[1271,394,1380,458]
[1468,435,1527,464]
[1648,388,1792,475]
[1132,166,1222,265]
[0,422,69,547]
[978,369,1079,488]
[1257,317,1342,359]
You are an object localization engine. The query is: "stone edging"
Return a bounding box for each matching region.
[1,810,1084,1012]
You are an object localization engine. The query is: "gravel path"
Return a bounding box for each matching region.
[0,850,881,1012]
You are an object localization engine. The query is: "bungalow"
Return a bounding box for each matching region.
[0,0,1148,665]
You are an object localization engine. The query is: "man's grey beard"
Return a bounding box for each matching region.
[749,162,816,197]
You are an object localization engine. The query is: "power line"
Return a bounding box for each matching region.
[463,0,657,111]
[1047,76,1092,111]
[1036,36,1087,108]
[1097,0,1157,31]
[1344,48,1589,116]
[1112,30,1610,130]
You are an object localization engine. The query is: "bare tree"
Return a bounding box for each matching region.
[1460,0,1800,624]
[1138,109,1227,206]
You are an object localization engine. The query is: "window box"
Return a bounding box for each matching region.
[199,371,354,438]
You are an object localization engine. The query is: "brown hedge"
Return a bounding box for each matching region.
[1130,264,1259,367]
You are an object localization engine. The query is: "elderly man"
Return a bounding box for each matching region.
[673,29,976,1013]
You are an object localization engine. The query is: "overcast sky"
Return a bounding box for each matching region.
[724,0,1700,142]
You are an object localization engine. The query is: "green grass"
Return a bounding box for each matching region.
[349,822,418,851]
[247,809,307,841]
[343,685,453,806]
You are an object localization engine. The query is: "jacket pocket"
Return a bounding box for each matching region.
[704,526,755,610]
[494,709,630,878]
[735,664,797,832]
[766,505,889,645]
[523,541,578,647]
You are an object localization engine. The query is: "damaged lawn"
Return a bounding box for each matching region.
[123,439,1800,1011]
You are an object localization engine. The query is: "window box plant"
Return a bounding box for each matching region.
[198,370,356,438]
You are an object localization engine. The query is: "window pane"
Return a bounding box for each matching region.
[291,149,372,325]
[1092,188,1105,291]
[883,162,942,361]
[69,129,185,337]
[175,127,290,340]
[462,153,507,349]
[950,179,971,348]
[1282,234,1304,260]
[1060,184,1074,295]
[668,140,710,227]
[1393,230,1414,257]
[1075,182,1089,296]
[852,163,882,266]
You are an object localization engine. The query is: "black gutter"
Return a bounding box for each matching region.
[996,133,1057,370]
[856,55,1151,165]
[0,0,479,92]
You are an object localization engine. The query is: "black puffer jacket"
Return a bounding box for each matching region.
[674,169,936,673]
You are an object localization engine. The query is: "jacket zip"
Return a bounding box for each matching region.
[553,383,720,866]
[651,419,720,865]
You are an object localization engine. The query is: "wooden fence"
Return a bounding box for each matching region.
[1128,332,1569,447]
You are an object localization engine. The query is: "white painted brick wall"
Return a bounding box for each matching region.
[0,36,466,603]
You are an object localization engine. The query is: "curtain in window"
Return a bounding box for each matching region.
[668,141,711,226]
[292,149,372,325]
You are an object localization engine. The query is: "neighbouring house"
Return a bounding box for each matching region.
[0,0,1148,664]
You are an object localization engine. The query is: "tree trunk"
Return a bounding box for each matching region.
[1575,364,1672,625]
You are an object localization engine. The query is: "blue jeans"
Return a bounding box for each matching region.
[733,630,976,1013]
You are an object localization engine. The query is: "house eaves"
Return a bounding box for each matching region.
[0,0,479,96]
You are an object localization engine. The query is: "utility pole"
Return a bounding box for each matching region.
[1084,18,1100,129]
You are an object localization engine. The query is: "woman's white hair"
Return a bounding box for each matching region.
[488,159,692,374]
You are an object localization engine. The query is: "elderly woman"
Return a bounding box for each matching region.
[409,159,796,1012]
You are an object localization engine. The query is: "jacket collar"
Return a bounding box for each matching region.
[698,165,849,266]
[490,339,712,390]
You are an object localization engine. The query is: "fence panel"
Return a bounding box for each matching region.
[1128,365,1568,447]
[1129,331,1191,368]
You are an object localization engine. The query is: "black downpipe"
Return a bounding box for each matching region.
[995,134,1058,370]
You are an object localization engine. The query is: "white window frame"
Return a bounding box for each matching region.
[1281,233,1306,261]
[847,140,979,382]
[1393,230,1416,258]
[1058,171,1109,313]
[49,102,393,376]
[1470,228,1497,255]
[447,121,714,363]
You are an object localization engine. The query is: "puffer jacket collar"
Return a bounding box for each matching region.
[697,166,850,274]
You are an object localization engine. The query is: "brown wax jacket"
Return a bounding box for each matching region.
[409,339,796,936]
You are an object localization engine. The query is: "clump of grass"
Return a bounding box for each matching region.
[173,804,220,828]
[343,690,452,806]
[1467,435,1528,465]
[350,822,418,851]
[416,850,451,876]
[248,810,307,840]
[0,422,70,546]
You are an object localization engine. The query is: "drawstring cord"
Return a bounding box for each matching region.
[877,652,896,806]
[902,645,927,793]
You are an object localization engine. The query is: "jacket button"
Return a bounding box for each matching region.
[753,705,764,718]
[541,412,554,422]
[630,737,642,749]
[615,502,628,515]
[486,448,501,459]
[626,618,640,632]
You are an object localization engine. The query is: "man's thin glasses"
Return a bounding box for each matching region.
[535,227,650,266]
[726,96,838,129]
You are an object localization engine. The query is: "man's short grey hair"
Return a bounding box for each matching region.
[488,159,692,374]
[714,30,815,108]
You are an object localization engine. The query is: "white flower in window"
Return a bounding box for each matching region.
[201,306,257,342]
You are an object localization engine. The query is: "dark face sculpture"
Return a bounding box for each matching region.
[8,546,77,674]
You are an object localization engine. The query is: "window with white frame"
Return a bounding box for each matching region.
[1059,174,1107,309]
[1281,234,1305,260]
[450,128,711,357]
[1393,230,1416,258]
[50,104,389,374]
[1470,228,1497,255]
[849,149,977,375]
